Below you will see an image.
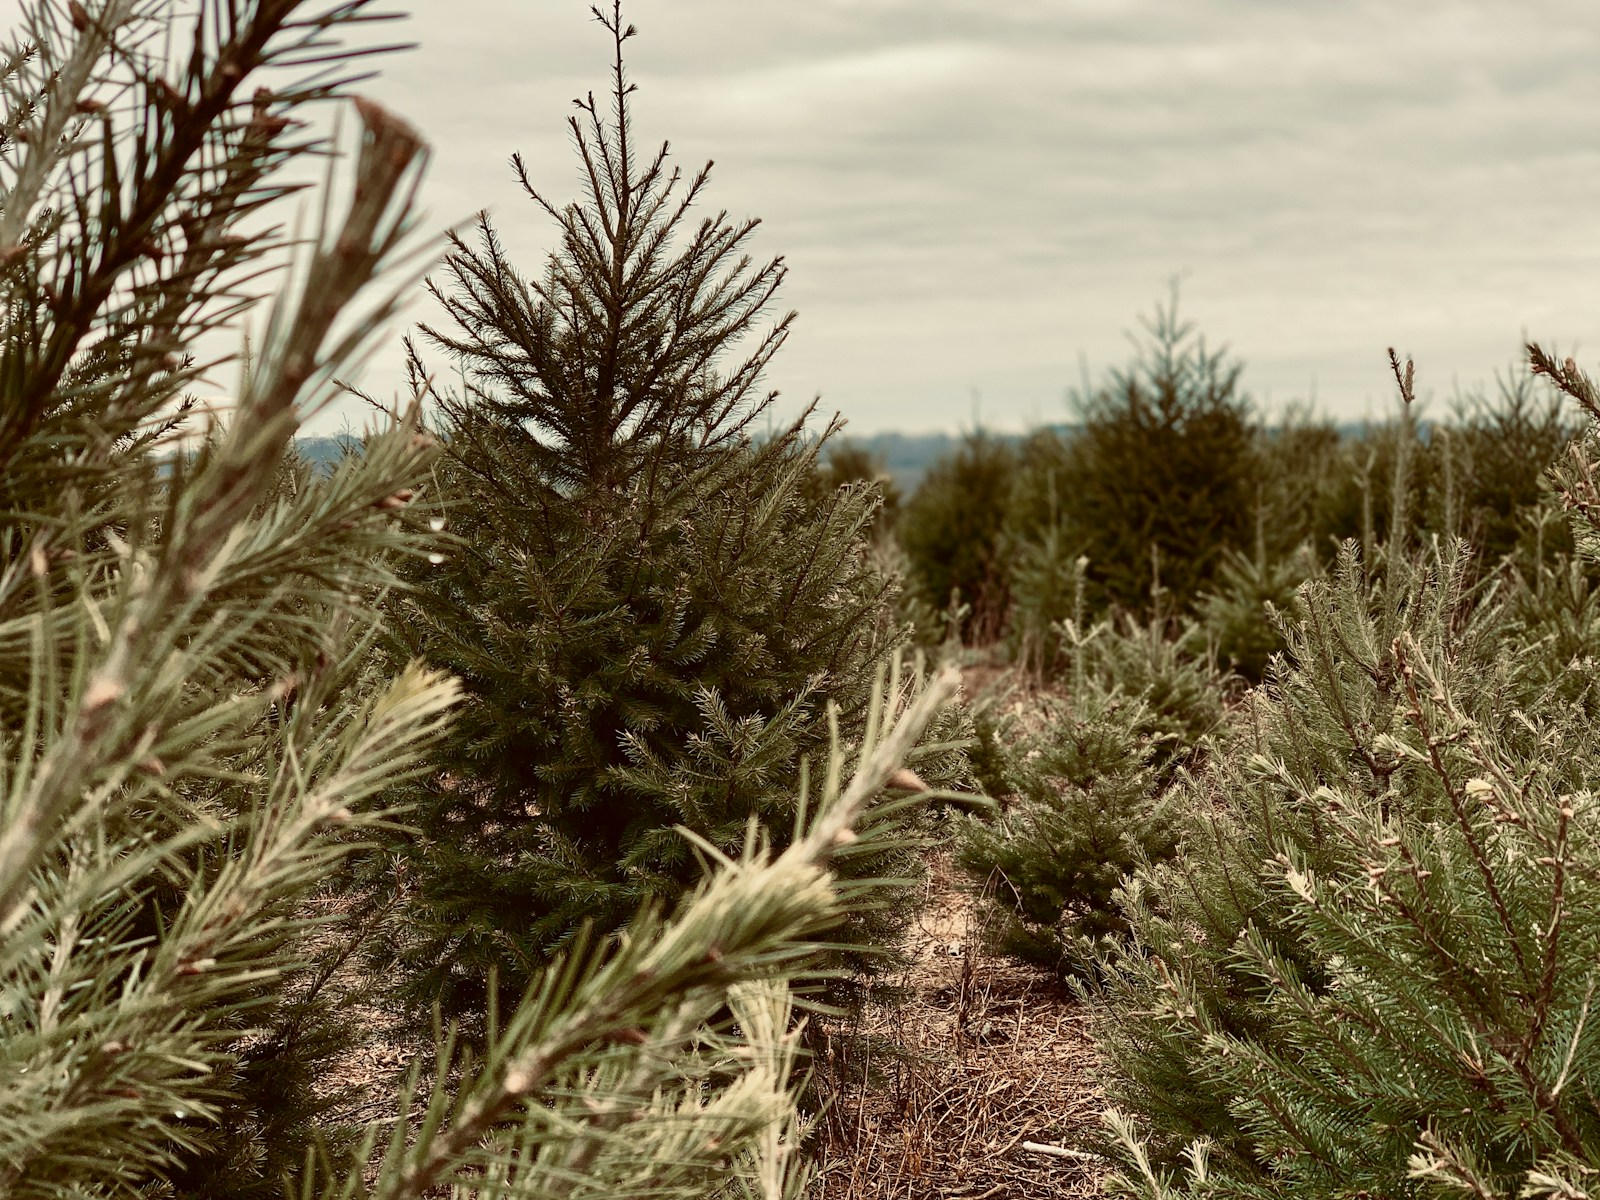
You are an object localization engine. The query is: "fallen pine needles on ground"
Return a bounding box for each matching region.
[810,855,1105,1199]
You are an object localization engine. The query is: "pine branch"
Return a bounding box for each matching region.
[361,668,958,1200]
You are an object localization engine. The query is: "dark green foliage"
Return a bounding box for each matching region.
[1002,429,1080,674]
[1088,611,1227,773]
[1299,372,1577,575]
[1001,425,1076,553]
[1431,373,1580,563]
[958,688,1174,974]
[957,596,1222,974]
[1197,543,1314,683]
[964,701,1017,803]
[1504,551,1600,710]
[1320,402,1432,568]
[159,959,369,1199]
[1008,521,1084,677]
[1251,409,1351,560]
[897,429,1017,642]
[385,433,937,1019]
[807,437,902,541]
[377,17,966,1030]
[1054,293,1258,615]
[1096,354,1600,1197]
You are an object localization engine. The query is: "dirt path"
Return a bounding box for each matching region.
[810,854,1108,1199]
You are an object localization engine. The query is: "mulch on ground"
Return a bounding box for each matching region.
[810,855,1108,1200]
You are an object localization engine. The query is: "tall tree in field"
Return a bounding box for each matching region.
[379,3,966,1027]
[0,4,957,1196]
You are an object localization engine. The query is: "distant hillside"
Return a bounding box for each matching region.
[290,430,980,491]
[830,421,1380,494]
[294,421,1384,493]
[294,435,361,472]
[828,429,1075,494]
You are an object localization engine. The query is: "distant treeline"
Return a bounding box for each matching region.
[833,421,1366,494]
[813,297,1586,681]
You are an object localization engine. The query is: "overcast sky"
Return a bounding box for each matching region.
[15,1,1600,435]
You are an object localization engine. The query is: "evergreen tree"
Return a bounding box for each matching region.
[1433,371,1580,565]
[0,0,450,1188]
[1095,349,1600,1198]
[806,437,902,542]
[1089,608,1227,765]
[1055,290,1258,615]
[1008,521,1084,676]
[0,3,963,1195]
[958,564,1221,975]
[1251,407,1349,562]
[1197,541,1314,683]
[1002,425,1076,555]
[1002,427,1081,674]
[378,4,967,1029]
[897,427,1017,642]
[957,685,1175,974]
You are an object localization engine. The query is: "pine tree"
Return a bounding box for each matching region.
[897,427,1017,642]
[0,3,963,1195]
[376,3,968,1030]
[0,0,450,1188]
[1095,350,1600,1199]
[1054,289,1258,615]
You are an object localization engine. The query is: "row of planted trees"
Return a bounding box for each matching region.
[889,283,1600,1192]
[887,299,1578,680]
[950,386,1600,1194]
[7,1,1600,1198]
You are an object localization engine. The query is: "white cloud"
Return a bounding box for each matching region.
[2,0,1595,432]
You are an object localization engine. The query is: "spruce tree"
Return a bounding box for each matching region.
[1434,372,1580,565]
[805,438,902,543]
[0,3,964,1195]
[1095,350,1600,1199]
[958,563,1220,975]
[378,3,967,1028]
[1197,542,1314,683]
[1052,289,1258,615]
[897,427,1017,642]
[957,685,1175,973]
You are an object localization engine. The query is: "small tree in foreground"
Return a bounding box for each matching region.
[1095,350,1600,1199]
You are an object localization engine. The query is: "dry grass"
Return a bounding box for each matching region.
[809,855,1108,1199]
